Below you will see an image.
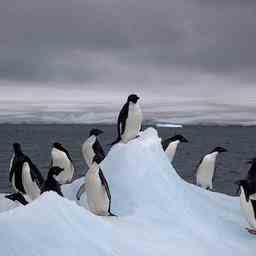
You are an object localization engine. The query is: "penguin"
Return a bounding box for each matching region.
[5,192,29,205]
[246,158,256,186]
[82,128,105,168]
[236,180,256,235]
[195,146,227,190]
[112,94,142,145]
[161,135,188,162]
[41,166,64,196]
[50,142,74,184]
[9,143,44,201]
[77,155,116,216]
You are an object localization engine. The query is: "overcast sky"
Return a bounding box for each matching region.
[0,0,256,99]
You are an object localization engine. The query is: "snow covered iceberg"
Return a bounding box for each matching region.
[0,128,255,256]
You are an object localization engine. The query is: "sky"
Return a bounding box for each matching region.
[0,0,256,124]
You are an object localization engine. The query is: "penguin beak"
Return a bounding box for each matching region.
[182,138,189,143]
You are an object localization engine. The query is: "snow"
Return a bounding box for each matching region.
[0,128,255,255]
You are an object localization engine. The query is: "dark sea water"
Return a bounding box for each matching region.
[0,124,255,195]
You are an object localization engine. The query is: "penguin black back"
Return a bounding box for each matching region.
[41,167,64,196]
[90,129,105,159]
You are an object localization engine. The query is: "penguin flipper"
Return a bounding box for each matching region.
[99,169,111,201]
[76,183,86,200]
[112,102,129,145]
[25,157,44,187]
[99,169,114,214]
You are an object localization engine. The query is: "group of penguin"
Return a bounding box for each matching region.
[4,94,256,234]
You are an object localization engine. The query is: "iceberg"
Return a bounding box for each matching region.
[0,128,255,256]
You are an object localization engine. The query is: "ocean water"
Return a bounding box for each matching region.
[0,124,254,195]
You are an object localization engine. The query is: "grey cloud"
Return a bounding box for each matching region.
[0,0,256,83]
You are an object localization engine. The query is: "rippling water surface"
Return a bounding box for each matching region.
[0,124,254,195]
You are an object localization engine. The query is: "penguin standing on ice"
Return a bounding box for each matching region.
[236,179,256,235]
[195,146,227,190]
[161,135,188,162]
[41,166,64,196]
[235,158,256,234]
[50,142,74,184]
[112,94,142,145]
[9,143,44,201]
[77,155,116,216]
[82,128,105,168]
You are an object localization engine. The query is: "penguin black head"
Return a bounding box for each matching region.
[48,166,64,177]
[127,94,140,104]
[247,158,256,164]
[92,154,102,165]
[211,146,227,153]
[53,142,63,149]
[170,135,188,143]
[89,129,104,137]
[13,143,22,154]
[53,142,67,153]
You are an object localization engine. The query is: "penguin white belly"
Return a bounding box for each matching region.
[247,201,256,229]
[196,154,217,189]
[22,162,41,201]
[51,149,74,184]
[165,141,179,162]
[121,103,142,143]
[11,172,18,192]
[82,137,96,167]
[85,172,109,215]
[240,188,250,224]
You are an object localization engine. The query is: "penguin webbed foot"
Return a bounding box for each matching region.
[246,228,256,235]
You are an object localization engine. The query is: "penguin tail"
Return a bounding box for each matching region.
[108,212,118,217]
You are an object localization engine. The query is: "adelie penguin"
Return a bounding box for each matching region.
[161,135,188,162]
[41,166,64,196]
[236,179,256,235]
[236,158,256,235]
[195,146,227,190]
[9,143,44,201]
[76,155,116,217]
[82,128,105,168]
[112,94,142,145]
[50,142,74,185]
